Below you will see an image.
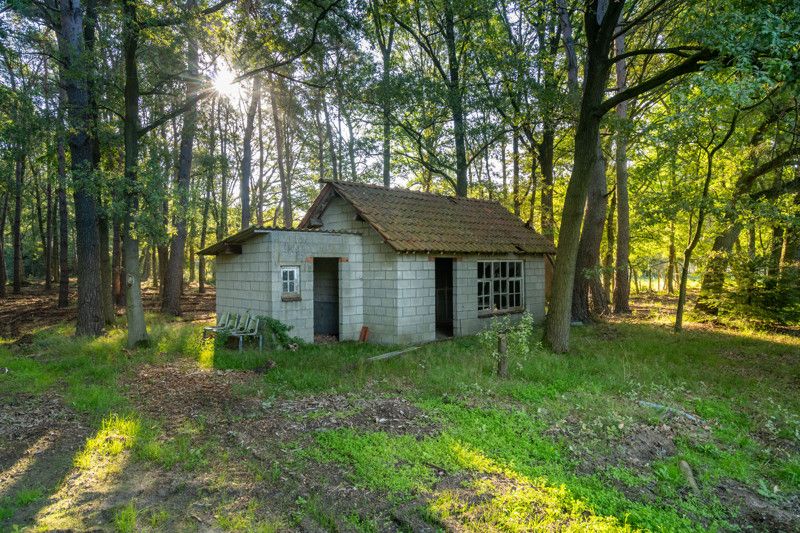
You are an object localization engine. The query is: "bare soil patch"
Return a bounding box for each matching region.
[125,360,257,431]
[0,393,93,528]
[717,479,800,532]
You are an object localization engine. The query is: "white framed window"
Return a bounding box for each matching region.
[477,260,524,315]
[281,266,300,296]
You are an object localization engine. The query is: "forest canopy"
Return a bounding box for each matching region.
[0,0,799,351]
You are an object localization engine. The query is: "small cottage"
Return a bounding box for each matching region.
[199,181,555,344]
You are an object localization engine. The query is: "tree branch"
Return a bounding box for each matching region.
[599,49,718,115]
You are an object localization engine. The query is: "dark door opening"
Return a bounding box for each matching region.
[435,258,454,338]
[314,258,339,340]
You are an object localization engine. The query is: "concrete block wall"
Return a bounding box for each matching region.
[215,234,273,321]
[268,230,363,343]
[320,196,400,343]
[214,230,363,344]
[525,255,546,322]
[395,254,436,343]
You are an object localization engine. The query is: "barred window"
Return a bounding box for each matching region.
[281,266,300,295]
[477,261,524,314]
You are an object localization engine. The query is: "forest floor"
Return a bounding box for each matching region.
[1,289,799,532]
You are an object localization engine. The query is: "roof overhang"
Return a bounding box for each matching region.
[198,224,362,256]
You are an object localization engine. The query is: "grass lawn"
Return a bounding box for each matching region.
[0,305,798,531]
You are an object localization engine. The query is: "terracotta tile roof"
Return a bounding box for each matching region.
[302,181,555,255]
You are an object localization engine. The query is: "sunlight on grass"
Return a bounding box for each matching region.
[435,442,632,531]
[33,414,139,530]
[74,414,140,470]
[113,502,137,533]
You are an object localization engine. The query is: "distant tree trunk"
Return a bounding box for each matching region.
[571,139,609,322]
[44,181,53,291]
[612,29,631,314]
[199,99,216,294]
[98,208,114,324]
[256,97,265,225]
[34,179,49,286]
[50,190,59,285]
[163,9,199,316]
[141,244,150,282]
[766,225,785,290]
[12,155,24,294]
[527,150,537,227]
[270,75,293,228]
[240,75,261,230]
[604,191,616,301]
[322,94,339,181]
[539,127,555,240]
[370,0,395,188]
[780,193,800,291]
[188,220,196,284]
[675,115,737,331]
[345,110,357,181]
[512,131,521,217]
[152,245,159,289]
[666,221,676,294]
[381,40,393,187]
[57,114,69,308]
[57,0,104,336]
[112,218,125,305]
[0,193,7,298]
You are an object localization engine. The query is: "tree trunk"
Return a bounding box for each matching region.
[381,43,392,187]
[675,116,737,331]
[443,0,467,197]
[112,218,125,305]
[544,0,626,352]
[240,76,261,229]
[604,191,616,301]
[44,181,53,291]
[98,208,115,324]
[199,99,216,294]
[120,0,148,346]
[539,127,555,239]
[612,29,631,314]
[571,138,609,322]
[667,221,676,294]
[322,94,339,181]
[163,10,199,316]
[270,75,293,228]
[12,155,24,294]
[57,113,69,308]
[0,193,7,298]
[141,244,150,282]
[512,131,521,216]
[57,0,104,336]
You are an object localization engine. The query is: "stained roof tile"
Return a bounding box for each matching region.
[302,181,555,255]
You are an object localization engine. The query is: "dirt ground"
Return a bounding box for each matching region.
[0,282,215,339]
[2,287,799,530]
[1,360,441,530]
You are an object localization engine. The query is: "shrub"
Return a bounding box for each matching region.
[478,312,537,372]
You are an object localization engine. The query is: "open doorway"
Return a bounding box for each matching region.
[435,258,454,338]
[313,258,339,340]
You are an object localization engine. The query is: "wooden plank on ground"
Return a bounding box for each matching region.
[365,346,420,362]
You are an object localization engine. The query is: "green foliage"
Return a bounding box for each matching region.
[478,312,537,366]
[113,502,137,533]
[257,316,304,350]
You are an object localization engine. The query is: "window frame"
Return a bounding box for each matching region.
[477,260,525,316]
[280,265,301,300]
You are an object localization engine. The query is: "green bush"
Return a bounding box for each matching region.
[478,312,537,369]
